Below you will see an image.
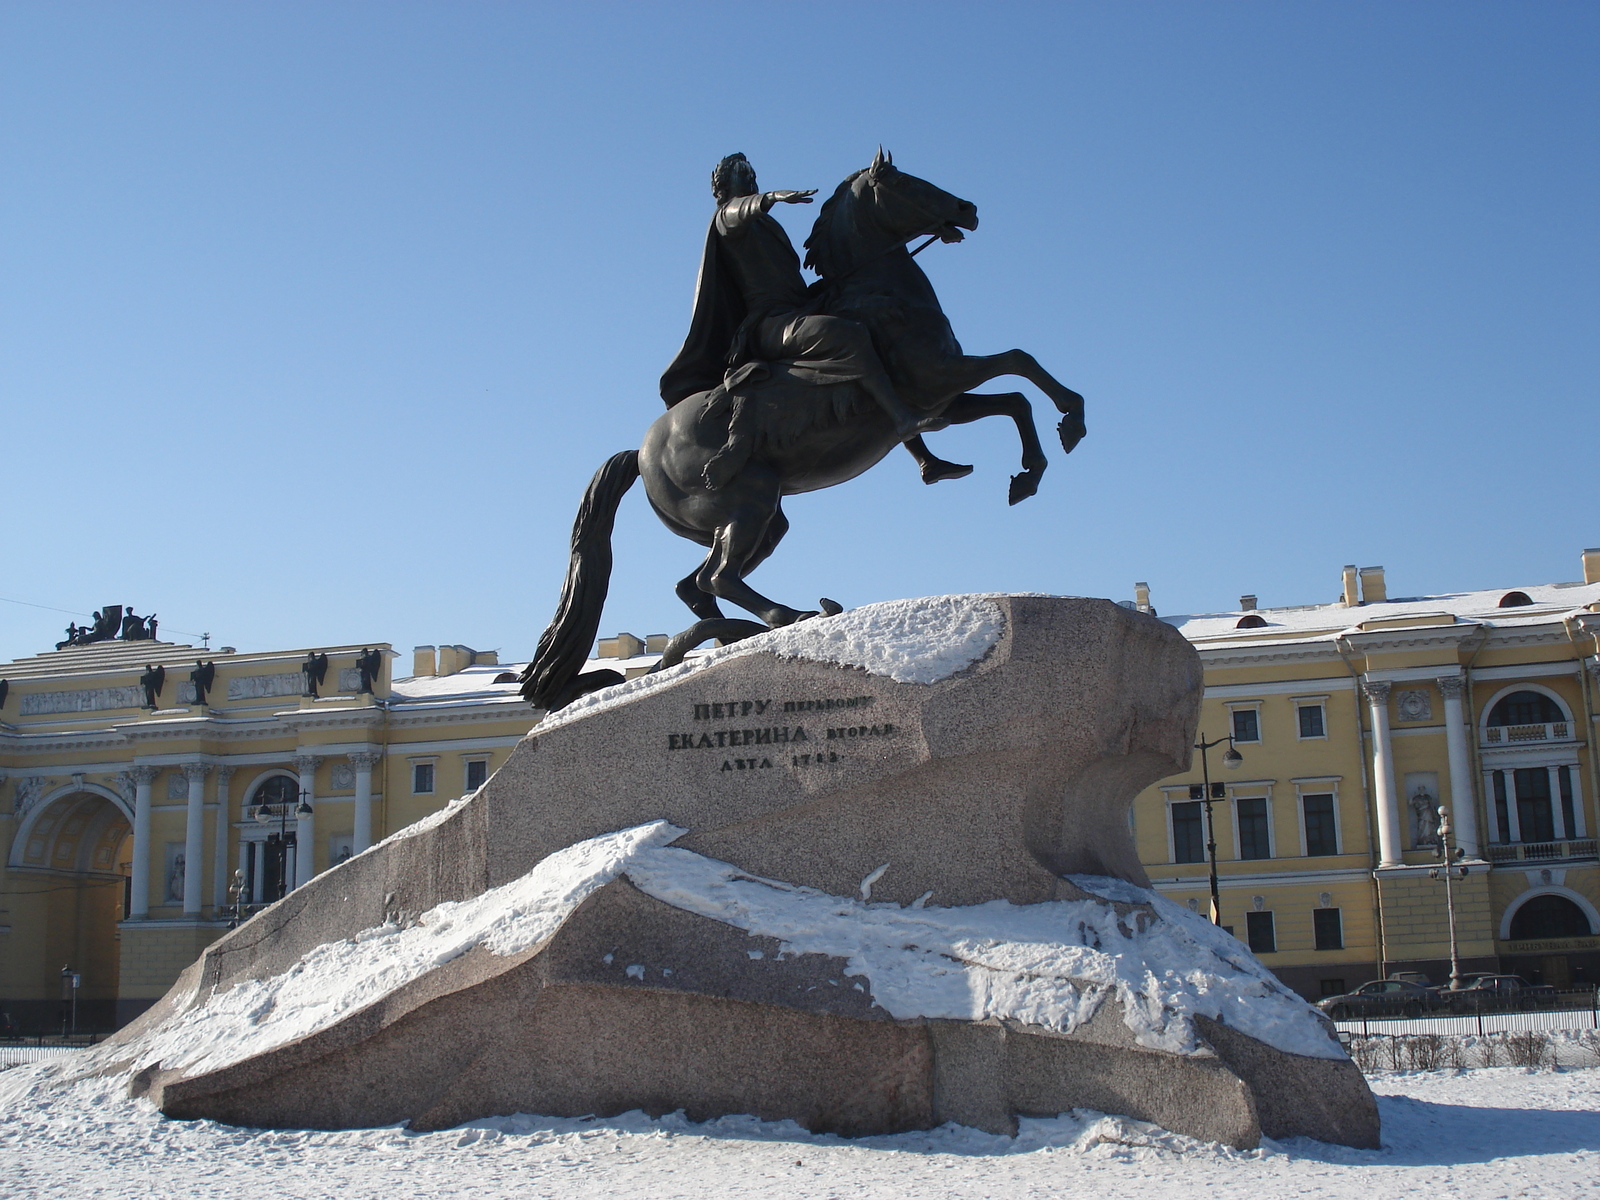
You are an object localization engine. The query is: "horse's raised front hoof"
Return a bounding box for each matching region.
[1057,415,1086,455]
[920,459,974,485]
[819,597,843,616]
[1052,386,1085,415]
[1008,469,1042,506]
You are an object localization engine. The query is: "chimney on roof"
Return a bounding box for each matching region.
[1584,548,1600,586]
[1239,594,1257,612]
[437,645,481,677]
[1341,565,1359,607]
[1359,566,1387,604]
[1134,582,1152,615]
[596,633,646,660]
[413,645,436,677]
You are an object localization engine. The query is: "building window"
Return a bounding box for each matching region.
[1493,771,1510,842]
[1302,793,1338,856]
[465,759,488,792]
[1231,707,1260,744]
[1297,704,1325,739]
[1487,690,1565,728]
[1314,907,1343,950]
[1236,797,1271,860]
[1246,911,1276,953]
[412,762,435,794]
[1514,768,1555,843]
[1171,801,1204,864]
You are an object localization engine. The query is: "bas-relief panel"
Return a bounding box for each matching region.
[19,685,143,715]
[330,763,356,790]
[1395,689,1433,723]
[166,772,189,801]
[227,673,303,701]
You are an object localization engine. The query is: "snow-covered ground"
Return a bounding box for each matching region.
[1,1065,1594,1199]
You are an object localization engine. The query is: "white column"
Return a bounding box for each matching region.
[128,766,158,919]
[349,751,381,853]
[212,766,234,910]
[1570,769,1588,838]
[1504,771,1523,842]
[181,763,211,916]
[1366,681,1403,867]
[293,754,320,889]
[1437,676,1480,857]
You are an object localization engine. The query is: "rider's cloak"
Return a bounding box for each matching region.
[659,213,748,408]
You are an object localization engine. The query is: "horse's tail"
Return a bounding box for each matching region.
[520,450,640,711]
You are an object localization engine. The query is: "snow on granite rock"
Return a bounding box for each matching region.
[57,821,1340,1089]
[78,823,686,1079]
[623,843,1343,1061]
[538,594,1003,731]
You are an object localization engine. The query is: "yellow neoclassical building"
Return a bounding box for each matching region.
[1134,552,1600,1000]
[0,629,537,1029]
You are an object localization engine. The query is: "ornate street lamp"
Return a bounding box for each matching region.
[1190,733,1244,926]
[1430,805,1469,990]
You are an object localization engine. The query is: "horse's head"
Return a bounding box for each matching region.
[859,147,978,243]
[804,148,978,277]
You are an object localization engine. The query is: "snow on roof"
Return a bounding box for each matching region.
[389,663,525,704]
[1163,579,1600,650]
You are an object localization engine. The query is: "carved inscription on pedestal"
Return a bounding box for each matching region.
[665,694,897,773]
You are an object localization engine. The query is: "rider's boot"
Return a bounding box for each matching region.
[904,438,974,484]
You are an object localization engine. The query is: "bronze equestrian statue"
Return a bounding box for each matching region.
[522,150,1086,711]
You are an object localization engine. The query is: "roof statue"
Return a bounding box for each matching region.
[522,150,1087,711]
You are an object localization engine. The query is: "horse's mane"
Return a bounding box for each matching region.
[802,170,866,278]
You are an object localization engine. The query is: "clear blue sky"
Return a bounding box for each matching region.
[3,2,1594,665]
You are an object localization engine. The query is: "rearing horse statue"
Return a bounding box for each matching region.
[522,151,1087,710]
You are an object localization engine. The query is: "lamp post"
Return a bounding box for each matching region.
[253,788,313,901]
[1430,805,1468,990]
[225,868,248,928]
[1190,733,1244,925]
[59,965,79,1038]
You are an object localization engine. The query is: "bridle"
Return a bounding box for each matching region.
[814,172,963,288]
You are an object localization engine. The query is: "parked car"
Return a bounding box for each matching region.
[1441,974,1559,1012]
[1316,979,1449,1020]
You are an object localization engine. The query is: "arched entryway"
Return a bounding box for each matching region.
[1501,888,1600,990]
[1509,893,1595,940]
[5,788,132,1032]
[240,774,301,905]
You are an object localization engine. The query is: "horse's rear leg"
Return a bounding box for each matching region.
[698,500,809,628]
[676,555,724,622]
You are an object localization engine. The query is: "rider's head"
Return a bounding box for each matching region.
[711,153,758,204]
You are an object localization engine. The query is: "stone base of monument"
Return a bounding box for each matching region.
[95,595,1378,1150]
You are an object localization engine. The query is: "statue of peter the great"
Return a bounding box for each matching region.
[660,153,947,443]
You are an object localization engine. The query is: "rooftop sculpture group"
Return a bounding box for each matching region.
[56,604,159,649]
[522,150,1087,711]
